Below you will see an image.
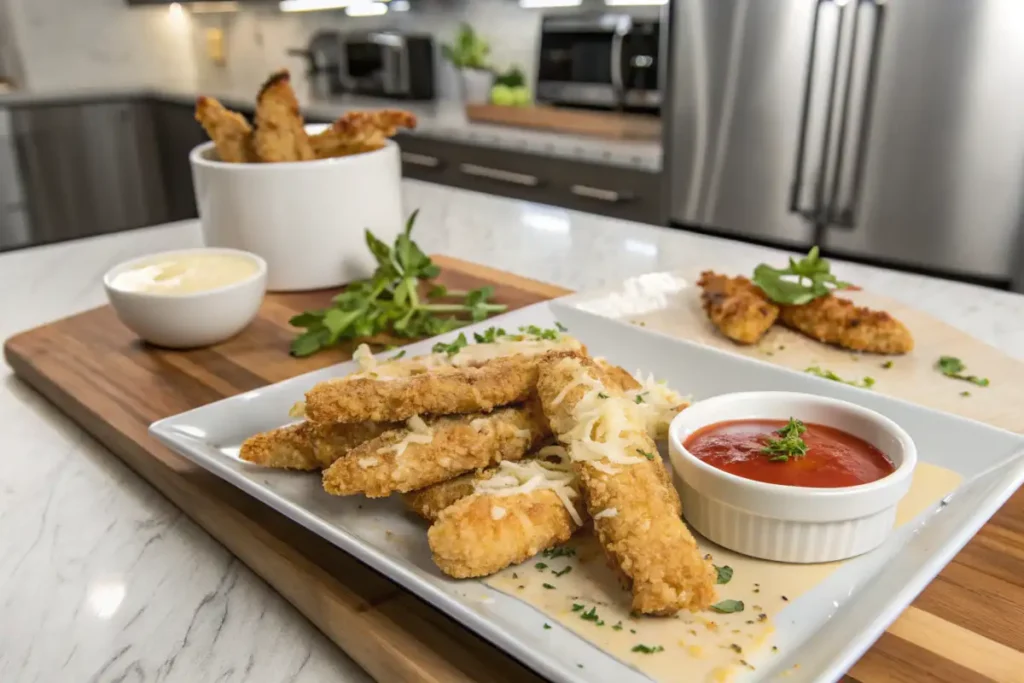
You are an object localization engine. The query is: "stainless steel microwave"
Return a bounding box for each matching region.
[341,32,436,101]
[536,14,661,113]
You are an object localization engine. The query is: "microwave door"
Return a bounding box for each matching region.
[537,29,618,109]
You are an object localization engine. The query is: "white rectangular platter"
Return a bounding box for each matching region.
[150,301,1024,683]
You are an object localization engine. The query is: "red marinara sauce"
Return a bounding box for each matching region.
[684,419,895,488]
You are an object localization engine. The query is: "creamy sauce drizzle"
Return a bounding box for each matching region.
[484,462,961,682]
[110,253,259,295]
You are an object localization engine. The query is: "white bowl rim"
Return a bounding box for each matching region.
[103,247,268,300]
[669,390,918,498]
[189,136,396,170]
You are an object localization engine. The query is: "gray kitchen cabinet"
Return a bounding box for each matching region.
[395,133,664,225]
[152,100,209,221]
[10,100,167,247]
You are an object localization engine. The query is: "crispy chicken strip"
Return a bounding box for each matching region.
[780,295,914,354]
[404,470,484,522]
[254,69,315,162]
[239,420,395,470]
[304,337,585,425]
[536,356,715,615]
[322,403,550,498]
[194,96,255,163]
[309,110,417,159]
[697,271,780,345]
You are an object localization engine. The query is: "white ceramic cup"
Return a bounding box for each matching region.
[190,132,403,292]
[669,391,917,563]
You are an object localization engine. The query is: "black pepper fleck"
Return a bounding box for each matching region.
[782,596,789,602]
[730,644,743,653]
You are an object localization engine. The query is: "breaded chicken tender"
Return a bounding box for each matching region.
[404,470,485,522]
[194,96,255,163]
[239,420,395,470]
[697,271,780,345]
[426,449,586,578]
[303,336,585,425]
[309,109,417,159]
[254,69,315,162]
[779,295,914,354]
[322,403,550,498]
[536,356,716,615]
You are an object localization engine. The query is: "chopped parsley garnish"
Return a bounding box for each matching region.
[637,449,656,461]
[432,333,468,357]
[543,623,551,630]
[630,629,637,634]
[936,356,989,387]
[535,562,548,571]
[571,603,584,612]
[715,565,734,585]
[552,566,573,578]
[580,607,601,622]
[882,360,893,369]
[518,324,561,340]
[597,392,609,399]
[542,583,556,590]
[612,622,623,631]
[805,366,875,389]
[631,644,665,654]
[710,599,745,614]
[473,327,507,343]
[542,546,576,559]
[752,247,852,305]
[730,644,743,654]
[761,418,808,462]
[961,390,971,397]
[556,322,568,332]
[634,393,646,404]
[390,350,406,360]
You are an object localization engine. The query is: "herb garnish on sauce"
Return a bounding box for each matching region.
[936,356,989,387]
[761,418,809,462]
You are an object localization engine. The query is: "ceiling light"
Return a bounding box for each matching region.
[390,0,410,10]
[188,1,239,12]
[519,0,583,8]
[604,0,668,5]
[346,1,387,16]
[279,0,350,12]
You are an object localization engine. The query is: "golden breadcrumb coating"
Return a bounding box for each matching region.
[194,96,255,163]
[536,356,716,615]
[304,349,582,425]
[780,294,914,354]
[428,488,585,579]
[309,109,417,159]
[322,403,549,498]
[403,470,486,522]
[697,271,780,345]
[239,420,395,470]
[254,69,315,162]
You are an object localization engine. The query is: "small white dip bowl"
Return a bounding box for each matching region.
[668,391,917,563]
[103,247,267,349]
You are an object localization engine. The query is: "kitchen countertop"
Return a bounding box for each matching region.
[3,180,1023,683]
[0,86,662,172]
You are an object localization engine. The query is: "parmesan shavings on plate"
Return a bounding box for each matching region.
[474,445,583,525]
[624,370,690,439]
[378,414,434,456]
[352,343,377,372]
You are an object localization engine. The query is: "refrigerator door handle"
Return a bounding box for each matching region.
[828,0,886,228]
[790,0,848,224]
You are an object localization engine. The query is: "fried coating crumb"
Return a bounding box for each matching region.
[239,420,395,470]
[404,470,487,522]
[194,96,255,163]
[254,69,315,162]
[780,295,914,354]
[322,403,550,498]
[697,271,780,345]
[428,489,585,579]
[536,356,716,615]
[309,109,416,159]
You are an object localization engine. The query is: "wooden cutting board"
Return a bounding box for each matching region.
[4,256,1023,683]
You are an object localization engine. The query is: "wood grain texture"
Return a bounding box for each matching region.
[464,104,662,141]
[3,255,1022,683]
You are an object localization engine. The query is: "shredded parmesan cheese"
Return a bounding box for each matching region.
[357,457,380,469]
[593,507,618,519]
[288,401,306,419]
[513,428,532,440]
[352,343,377,372]
[474,446,583,525]
[379,414,435,456]
[490,506,507,520]
[625,370,690,438]
[470,418,490,432]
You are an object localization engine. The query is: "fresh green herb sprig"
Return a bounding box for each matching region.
[715,565,734,585]
[805,365,875,389]
[752,247,852,305]
[632,644,664,654]
[289,210,507,357]
[541,546,575,559]
[761,418,809,462]
[936,356,989,387]
[710,599,745,614]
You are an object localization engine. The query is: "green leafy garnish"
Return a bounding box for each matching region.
[542,546,576,559]
[961,391,971,397]
[473,327,508,344]
[556,322,568,332]
[597,392,609,399]
[543,623,551,630]
[580,607,601,622]
[542,583,556,590]
[552,566,572,578]
[710,599,745,614]
[715,565,734,585]
[636,449,656,461]
[752,247,852,305]
[535,562,548,571]
[805,366,875,389]
[631,644,665,654]
[571,603,584,612]
[761,418,809,462]
[882,360,893,369]
[390,350,406,360]
[612,622,623,631]
[432,333,468,357]
[634,393,646,404]
[289,210,507,356]
[936,356,989,387]
[518,324,562,340]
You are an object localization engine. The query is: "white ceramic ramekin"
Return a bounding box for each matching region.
[669,391,917,563]
[104,247,267,349]
[190,129,403,292]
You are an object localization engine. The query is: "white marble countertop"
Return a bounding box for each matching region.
[0,86,662,172]
[3,180,1023,683]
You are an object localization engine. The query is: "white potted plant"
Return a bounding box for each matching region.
[441,23,492,105]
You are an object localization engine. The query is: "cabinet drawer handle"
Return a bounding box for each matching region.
[570,184,628,203]
[459,163,539,187]
[401,152,442,168]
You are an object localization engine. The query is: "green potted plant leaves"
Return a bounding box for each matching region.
[441,23,492,105]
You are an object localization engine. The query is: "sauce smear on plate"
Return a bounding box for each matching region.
[685,419,894,488]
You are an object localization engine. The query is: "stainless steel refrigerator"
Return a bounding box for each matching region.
[665,0,1024,285]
